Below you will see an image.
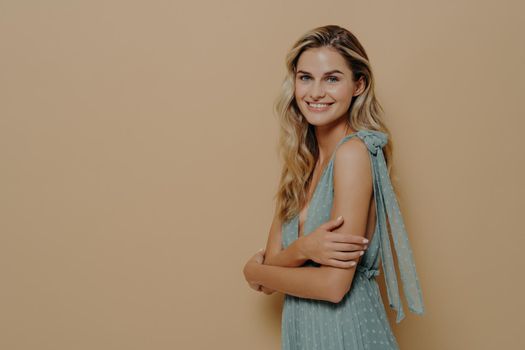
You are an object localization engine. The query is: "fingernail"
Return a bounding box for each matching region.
[337,215,343,220]
[359,251,364,256]
[363,239,369,243]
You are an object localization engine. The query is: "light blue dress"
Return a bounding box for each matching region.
[281,130,425,350]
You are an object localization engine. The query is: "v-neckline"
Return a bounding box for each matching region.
[296,131,359,239]
[296,163,329,238]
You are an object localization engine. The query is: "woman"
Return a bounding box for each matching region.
[243,25,425,349]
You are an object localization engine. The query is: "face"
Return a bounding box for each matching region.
[294,46,365,128]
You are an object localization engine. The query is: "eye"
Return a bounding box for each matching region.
[327,76,339,83]
[298,75,310,81]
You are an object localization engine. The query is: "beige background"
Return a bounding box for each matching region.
[1,1,524,349]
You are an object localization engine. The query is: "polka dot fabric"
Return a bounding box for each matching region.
[280,130,425,350]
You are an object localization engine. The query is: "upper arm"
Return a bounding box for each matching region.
[263,203,284,263]
[320,138,373,302]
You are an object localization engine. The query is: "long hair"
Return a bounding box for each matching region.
[273,24,399,223]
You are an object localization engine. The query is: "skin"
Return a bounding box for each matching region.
[243,46,377,302]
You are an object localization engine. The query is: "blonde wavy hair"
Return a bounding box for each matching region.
[273,24,399,223]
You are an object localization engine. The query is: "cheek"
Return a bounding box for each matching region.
[294,84,307,98]
[328,85,352,100]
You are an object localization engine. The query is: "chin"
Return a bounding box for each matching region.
[303,115,340,127]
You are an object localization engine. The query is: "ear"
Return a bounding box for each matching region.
[353,75,366,97]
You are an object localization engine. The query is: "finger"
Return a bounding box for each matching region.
[326,258,357,269]
[261,286,274,294]
[331,250,365,261]
[331,232,369,245]
[326,232,367,246]
[329,242,367,252]
[321,215,345,231]
[249,282,261,291]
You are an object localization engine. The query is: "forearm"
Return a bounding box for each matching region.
[244,262,337,303]
[263,238,308,267]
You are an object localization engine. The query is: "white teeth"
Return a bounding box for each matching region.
[309,103,331,108]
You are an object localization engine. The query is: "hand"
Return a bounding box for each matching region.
[299,216,369,268]
[244,248,276,294]
[243,249,265,289]
[260,285,276,295]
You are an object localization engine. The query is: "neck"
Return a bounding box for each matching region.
[314,121,356,163]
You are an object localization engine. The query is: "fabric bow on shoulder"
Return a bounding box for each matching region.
[356,129,425,323]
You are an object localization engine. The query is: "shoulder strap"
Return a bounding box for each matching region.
[355,129,425,323]
[330,131,358,161]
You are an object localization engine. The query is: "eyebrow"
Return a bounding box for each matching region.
[296,69,344,75]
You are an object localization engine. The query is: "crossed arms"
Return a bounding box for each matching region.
[243,138,373,303]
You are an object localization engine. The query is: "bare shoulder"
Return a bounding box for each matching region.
[332,137,371,178]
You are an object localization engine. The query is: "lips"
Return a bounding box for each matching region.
[306,101,334,112]
[307,102,334,106]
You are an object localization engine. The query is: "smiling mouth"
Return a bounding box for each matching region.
[307,102,334,107]
[306,101,334,111]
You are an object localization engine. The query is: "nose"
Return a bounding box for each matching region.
[309,81,325,100]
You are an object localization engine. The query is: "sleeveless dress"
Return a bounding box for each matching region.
[280,129,425,350]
